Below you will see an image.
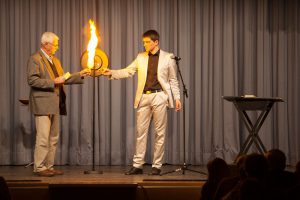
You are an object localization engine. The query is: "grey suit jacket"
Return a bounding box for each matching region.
[27,50,83,115]
[110,50,180,108]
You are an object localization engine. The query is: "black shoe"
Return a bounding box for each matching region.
[148,167,161,175]
[125,167,143,175]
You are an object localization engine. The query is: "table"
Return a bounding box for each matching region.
[223,96,284,160]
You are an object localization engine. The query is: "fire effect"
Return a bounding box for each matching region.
[87,20,99,69]
[80,19,108,76]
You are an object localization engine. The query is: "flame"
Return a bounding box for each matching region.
[87,20,99,69]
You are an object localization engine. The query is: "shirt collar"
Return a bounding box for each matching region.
[148,49,160,56]
[40,48,53,63]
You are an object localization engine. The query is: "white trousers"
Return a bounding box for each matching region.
[34,115,59,172]
[133,91,168,169]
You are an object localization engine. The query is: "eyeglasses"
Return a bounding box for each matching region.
[47,43,58,48]
[50,43,59,47]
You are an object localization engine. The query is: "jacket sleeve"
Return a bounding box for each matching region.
[110,58,138,80]
[54,57,83,85]
[27,57,55,90]
[168,55,180,100]
[64,72,84,85]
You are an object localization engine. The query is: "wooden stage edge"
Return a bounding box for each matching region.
[1,165,207,200]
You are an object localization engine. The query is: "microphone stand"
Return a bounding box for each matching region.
[161,57,206,176]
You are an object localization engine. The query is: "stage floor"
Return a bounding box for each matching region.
[1,165,207,184]
[1,165,207,200]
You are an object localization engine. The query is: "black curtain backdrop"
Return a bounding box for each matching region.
[0,0,299,166]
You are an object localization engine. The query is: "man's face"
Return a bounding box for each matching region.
[44,38,59,56]
[143,37,158,52]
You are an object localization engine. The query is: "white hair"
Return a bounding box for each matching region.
[41,32,59,45]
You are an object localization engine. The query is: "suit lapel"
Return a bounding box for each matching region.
[52,57,64,76]
[39,51,56,79]
[141,52,149,83]
[157,50,165,78]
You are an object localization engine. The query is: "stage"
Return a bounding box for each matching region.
[1,165,207,200]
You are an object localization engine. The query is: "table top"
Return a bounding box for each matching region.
[222,96,284,102]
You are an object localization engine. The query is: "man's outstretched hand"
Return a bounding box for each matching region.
[102,69,112,76]
[80,68,91,77]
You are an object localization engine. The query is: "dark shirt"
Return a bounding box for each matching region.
[144,50,162,92]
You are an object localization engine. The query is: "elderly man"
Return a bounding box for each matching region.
[27,32,90,177]
[104,30,181,175]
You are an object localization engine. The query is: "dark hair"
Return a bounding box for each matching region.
[244,153,268,180]
[207,158,230,183]
[142,30,160,42]
[265,149,286,172]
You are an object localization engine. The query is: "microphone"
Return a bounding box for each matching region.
[171,55,181,61]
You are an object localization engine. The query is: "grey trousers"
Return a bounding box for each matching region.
[133,91,168,169]
[34,114,59,172]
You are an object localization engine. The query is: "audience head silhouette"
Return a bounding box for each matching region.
[295,160,300,181]
[244,153,268,180]
[236,154,247,179]
[0,177,11,200]
[207,157,230,183]
[265,149,286,172]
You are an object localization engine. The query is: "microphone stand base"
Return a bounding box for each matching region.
[160,164,207,176]
[84,170,103,174]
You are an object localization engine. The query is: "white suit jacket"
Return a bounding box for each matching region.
[110,50,180,108]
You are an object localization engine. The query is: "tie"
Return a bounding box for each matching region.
[48,59,59,78]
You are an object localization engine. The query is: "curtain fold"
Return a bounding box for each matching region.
[0,0,299,166]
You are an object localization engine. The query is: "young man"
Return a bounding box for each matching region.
[27,32,90,177]
[104,30,181,175]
